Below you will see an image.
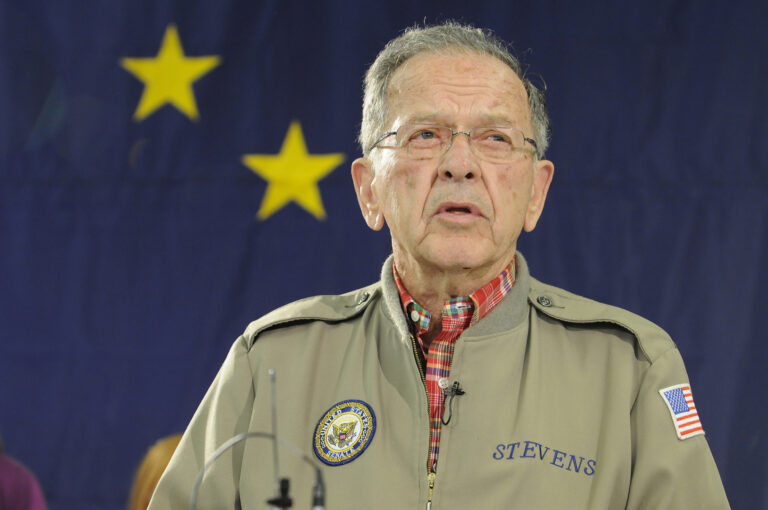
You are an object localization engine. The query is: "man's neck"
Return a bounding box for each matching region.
[393,250,516,339]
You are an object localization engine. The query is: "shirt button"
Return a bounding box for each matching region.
[356,292,369,305]
[537,295,553,307]
[438,378,450,390]
[410,310,420,322]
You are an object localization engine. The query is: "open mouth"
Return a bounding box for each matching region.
[445,206,472,214]
[437,202,480,216]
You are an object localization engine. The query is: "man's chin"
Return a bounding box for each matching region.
[419,245,495,273]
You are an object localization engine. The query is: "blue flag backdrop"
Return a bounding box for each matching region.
[1,1,766,508]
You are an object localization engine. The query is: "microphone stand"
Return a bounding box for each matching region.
[188,431,325,510]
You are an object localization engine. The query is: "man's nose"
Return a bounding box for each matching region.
[439,132,480,181]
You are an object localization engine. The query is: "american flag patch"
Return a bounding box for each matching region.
[659,384,704,440]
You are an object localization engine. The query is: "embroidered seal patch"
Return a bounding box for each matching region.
[313,399,376,466]
[659,384,704,440]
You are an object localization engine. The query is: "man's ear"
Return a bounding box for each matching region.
[523,158,554,232]
[351,157,384,231]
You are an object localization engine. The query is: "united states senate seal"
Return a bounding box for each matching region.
[313,399,376,466]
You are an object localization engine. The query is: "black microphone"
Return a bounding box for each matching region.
[440,380,465,425]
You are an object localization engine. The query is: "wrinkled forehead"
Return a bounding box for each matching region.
[385,50,532,129]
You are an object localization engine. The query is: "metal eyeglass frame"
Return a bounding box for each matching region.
[367,125,539,159]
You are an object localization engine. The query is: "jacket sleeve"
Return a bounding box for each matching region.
[626,347,730,509]
[148,337,256,510]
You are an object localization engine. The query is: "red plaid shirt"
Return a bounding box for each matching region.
[394,258,516,474]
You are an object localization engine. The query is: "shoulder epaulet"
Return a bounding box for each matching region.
[241,283,380,348]
[528,277,675,363]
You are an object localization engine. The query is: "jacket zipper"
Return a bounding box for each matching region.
[427,471,436,509]
[410,333,436,509]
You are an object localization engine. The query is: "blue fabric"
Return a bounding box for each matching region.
[1,1,765,508]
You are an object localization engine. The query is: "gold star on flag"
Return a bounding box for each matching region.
[120,24,220,121]
[242,121,345,220]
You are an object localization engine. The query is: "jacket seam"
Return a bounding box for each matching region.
[245,305,373,349]
[531,304,654,363]
[628,345,679,417]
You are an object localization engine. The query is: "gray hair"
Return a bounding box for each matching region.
[358,22,550,159]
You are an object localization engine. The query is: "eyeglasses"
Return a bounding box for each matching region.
[369,123,539,161]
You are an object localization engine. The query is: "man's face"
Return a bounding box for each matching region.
[352,51,554,276]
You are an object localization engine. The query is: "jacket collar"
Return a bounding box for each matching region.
[379,252,532,342]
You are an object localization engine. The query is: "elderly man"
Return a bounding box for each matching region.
[149,23,730,509]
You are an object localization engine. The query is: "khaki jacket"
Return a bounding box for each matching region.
[149,253,730,509]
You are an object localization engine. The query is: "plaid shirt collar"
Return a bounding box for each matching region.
[393,257,517,339]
